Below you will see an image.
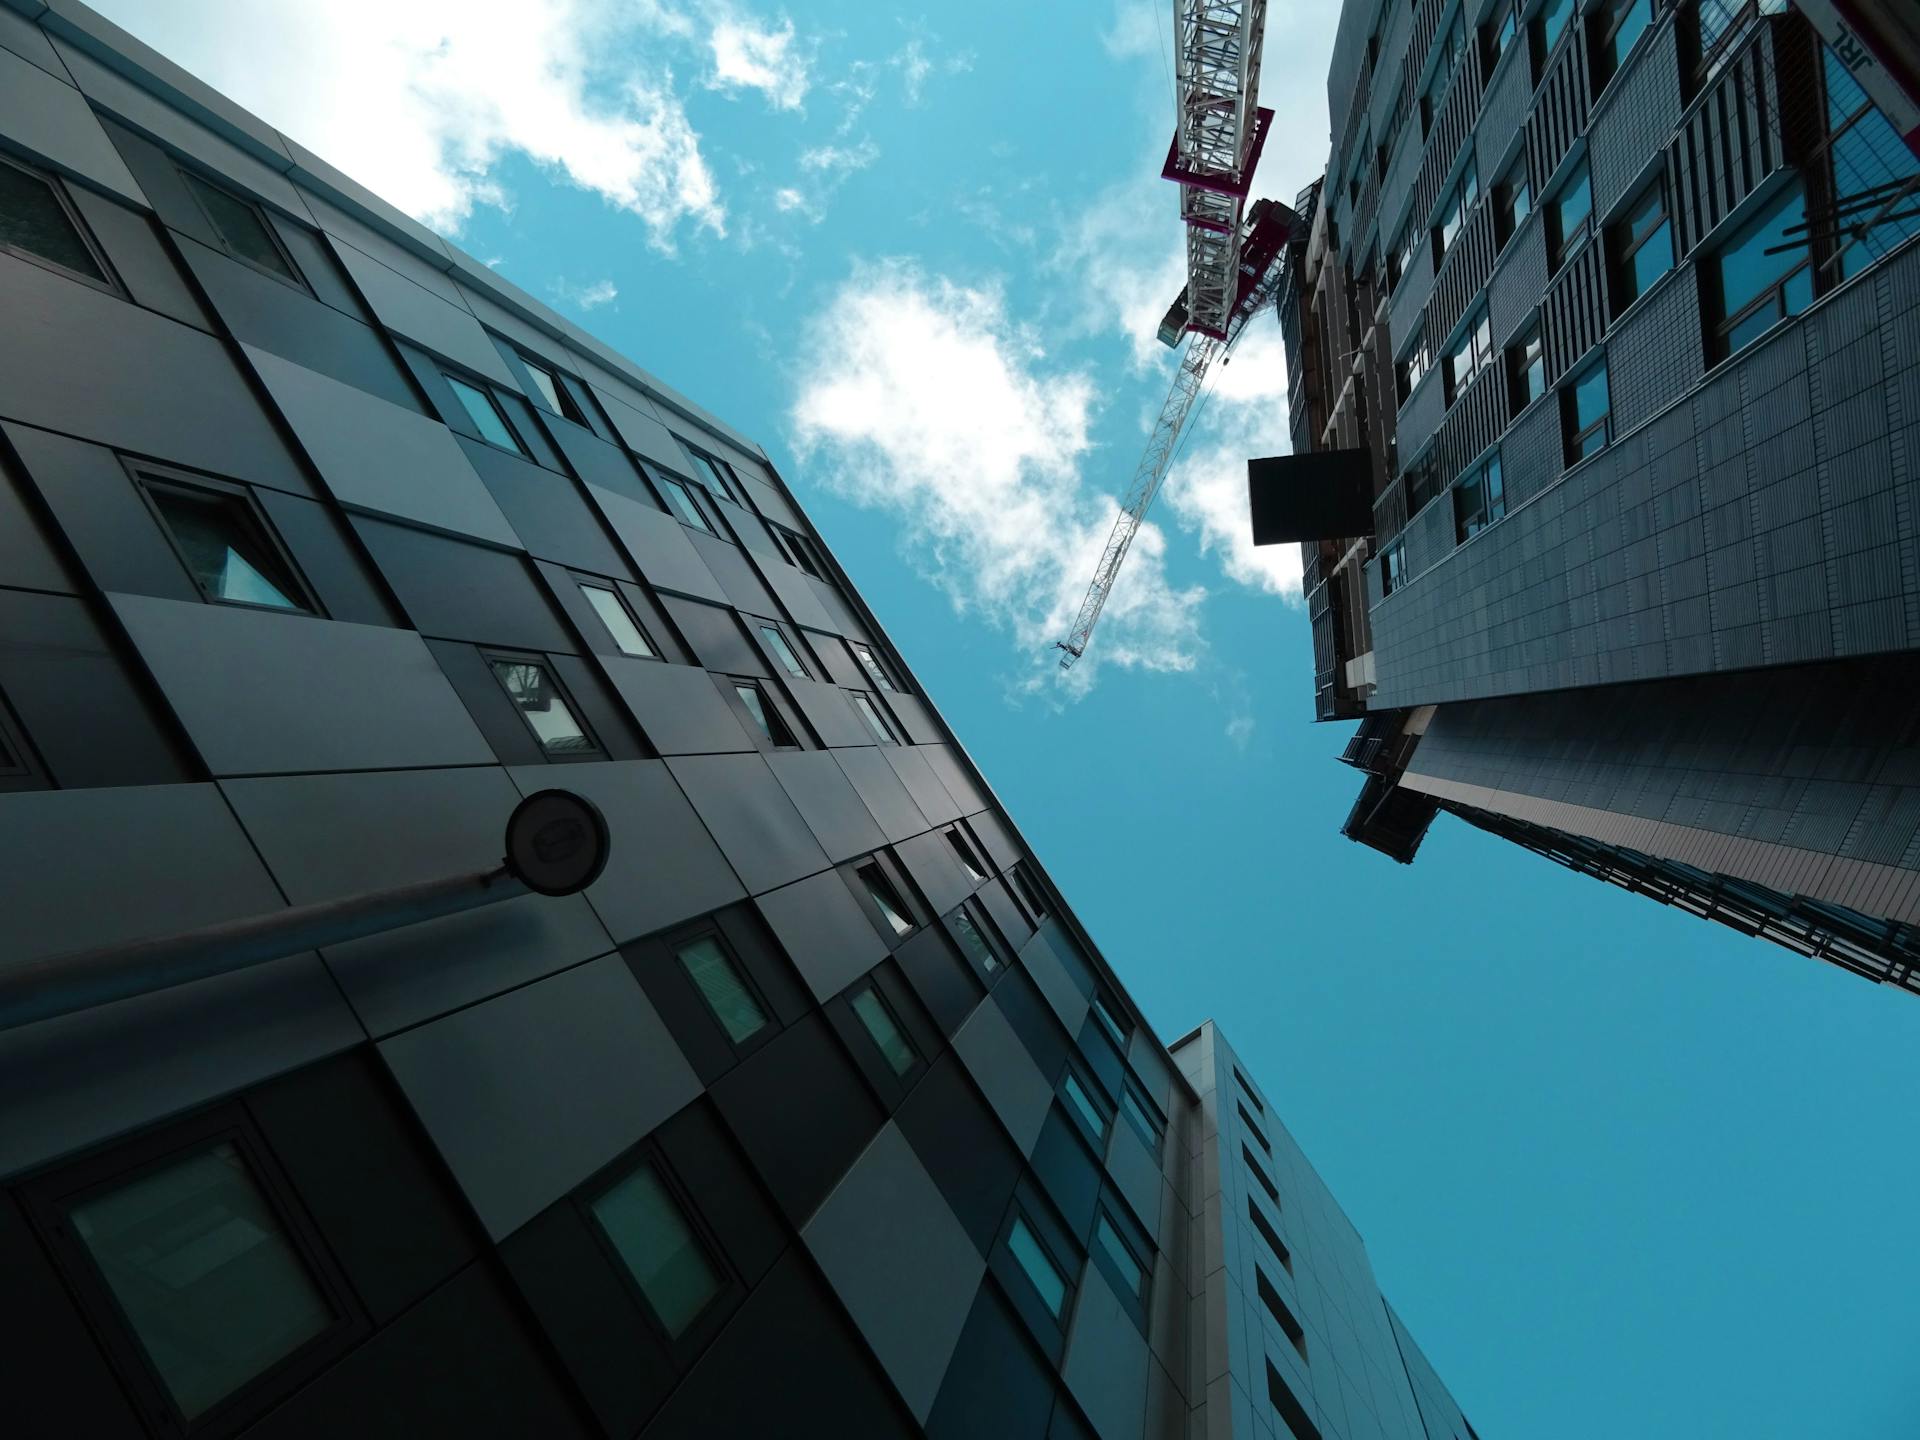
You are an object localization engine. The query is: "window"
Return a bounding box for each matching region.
[952,906,1000,973]
[1546,160,1592,269]
[1561,359,1611,463]
[1689,0,1787,88]
[1245,1144,1280,1203]
[1248,1197,1292,1272]
[1240,1102,1272,1154]
[946,828,987,882]
[444,374,525,455]
[1709,182,1813,357]
[490,657,599,756]
[591,1160,725,1339]
[1532,0,1574,75]
[59,1138,340,1423]
[688,451,746,506]
[1062,1067,1111,1143]
[580,582,656,658]
[1493,157,1531,248]
[1380,537,1408,596]
[1010,861,1049,919]
[1431,164,1478,268]
[1386,221,1417,293]
[851,985,917,1076]
[1452,454,1506,541]
[1257,1269,1308,1359]
[1823,45,1920,279]
[1093,1212,1147,1301]
[1421,13,1467,134]
[852,692,897,744]
[734,681,797,747]
[1591,0,1653,89]
[1442,307,1493,405]
[1394,328,1430,404]
[776,525,824,578]
[1609,180,1673,313]
[1268,1360,1324,1440]
[520,356,586,424]
[0,154,111,286]
[1233,1066,1263,1110]
[849,641,897,691]
[759,624,809,679]
[1508,326,1546,411]
[1091,991,1129,1049]
[140,475,313,613]
[0,688,40,791]
[1007,1215,1069,1318]
[1481,0,1518,71]
[675,933,768,1044]
[180,168,301,286]
[1120,1083,1166,1149]
[857,862,916,936]
[657,475,715,533]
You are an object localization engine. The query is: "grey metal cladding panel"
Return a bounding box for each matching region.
[880,693,945,747]
[688,528,779,615]
[351,516,572,651]
[109,594,494,774]
[753,549,838,630]
[0,448,79,594]
[754,869,888,1003]
[741,474,806,531]
[883,744,962,823]
[661,595,763,675]
[807,575,866,637]
[0,43,142,203]
[544,415,653,506]
[896,830,976,917]
[833,746,930,841]
[951,995,1053,1156]
[600,655,753,755]
[282,139,459,281]
[1106,1124,1166,1236]
[243,345,520,547]
[593,386,691,471]
[508,758,745,942]
[0,255,312,488]
[220,767,613,1037]
[803,1122,984,1423]
[921,745,986,813]
[47,35,305,216]
[587,482,729,603]
[1018,929,1092,1038]
[666,752,831,894]
[328,237,520,389]
[379,953,700,1240]
[66,184,212,331]
[0,9,69,80]
[1062,1265,1150,1440]
[461,440,632,578]
[766,749,888,860]
[1588,22,1682,216]
[787,677,872,748]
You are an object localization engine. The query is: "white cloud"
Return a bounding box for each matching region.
[799,139,879,175]
[707,13,811,110]
[552,276,618,309]
[888,36,971,105]
[88,0,724,244]
[772,187,808,213]
[790,261,1207,695]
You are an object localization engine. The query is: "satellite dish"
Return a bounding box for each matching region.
[504,789,610,896]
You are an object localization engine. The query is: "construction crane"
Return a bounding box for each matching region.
[1057,0,1279,670]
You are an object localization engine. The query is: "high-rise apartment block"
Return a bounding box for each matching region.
[0,4,1475,1437]
[1271,0,1920,989]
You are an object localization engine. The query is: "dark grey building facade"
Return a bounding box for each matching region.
[0,5,1478,1438]
[1274,0,1920,990]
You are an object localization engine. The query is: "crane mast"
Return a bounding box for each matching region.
[1056,0,1277,671]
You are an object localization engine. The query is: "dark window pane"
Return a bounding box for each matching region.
[70,1142,332,1420]
[851,642,895,691]
[445,375,524,453]
[591,1163,723,1338]
[1091,993,1127,1047]
[735,683,793,746]
[858,863,916,936]
[677,935,768,1043]
[491,660,594,754]
[0,161,105,280]
[1121,1087,1163,1147]
[1094,1214,1145,1299]
[689,453,742,504]
[1573,363,1610,431]
[760,626,808,678]
[1008,1216,1067,1318]
[582,585,655,657]
[851,987,916,1076]
[1062,1071,1109,1139]
[182,172,294,281]
[661,477,713,532]
[149,487,305,611]
[953,909,998,971]
[947,830,986,881]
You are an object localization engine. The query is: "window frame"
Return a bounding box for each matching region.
[21,1108,367,1438]
[670,923,775,1053]
[848,640,898,692]
[1002,1207,1075,1324]
[773,524,824,578]
[1009,860,1049,921]
[1060,1060,1113,1146]
[581,1146,737,1355]
[756,621,811,680]
[1545,159,1593,271]
[1379,536,1408,596]
[1090,1205,1152,1308]
[686,449,748,507]
[0,151,119,294]
[1531,0,1576,80]
[728,676,800,750]
[1493,155,1532,249]
[851,690,899,745]
[1119,1079,1168,1151]
[176,165,306,292]
[848,979,921,1079]
[1451,453,1506,542]
[1708,181,1816,360]
[1608,178,1675,315]
[442,371,528,456]
[517,353,588,426]
[131,463,320,617]
[1441,307,1494,406]
[482,649,604,761]
[575,577,659,660]
[1507,325,1546,412]
[1481,0,1519,73]
[853,856,921,940]
[1590,0,1654,91]
[655,471,717,534]
[948,897,1008,979]
[944,825,989,884]
[0,684,47,793]
[1560,357,1612,464]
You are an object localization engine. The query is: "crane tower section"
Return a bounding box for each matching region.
[1164,0,1273,340]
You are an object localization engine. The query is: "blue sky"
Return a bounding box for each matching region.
[104,2,1920,1434]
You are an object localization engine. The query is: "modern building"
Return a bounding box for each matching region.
[0,4,1478,1438]
[1267,0,1920,990]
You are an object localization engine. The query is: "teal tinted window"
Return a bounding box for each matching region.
[690,453,743,504]
[659,476,714,532]
[1008,1216,1068,1317]
[1550,163,1592,262]
[0,158,106,281]
[1121,1086,1165,1147]
[953,909,998,971]
[1062,1070,1110,1139]
[1094,1213,1146,1299]
[445,375,524,453]
[1572,365,1609,431]
[182,170,296,282]
[1564,361,1611,462]
[1713,183,1811,353]
[71,1142,332,1420]
[851,987,916,1076]
[148,485,307,611]
[676,935,768,1043]
[491,660,595,754]
[591,1163,724,1337]
[1537,0,1573,54]
[1822,48,1920,279]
